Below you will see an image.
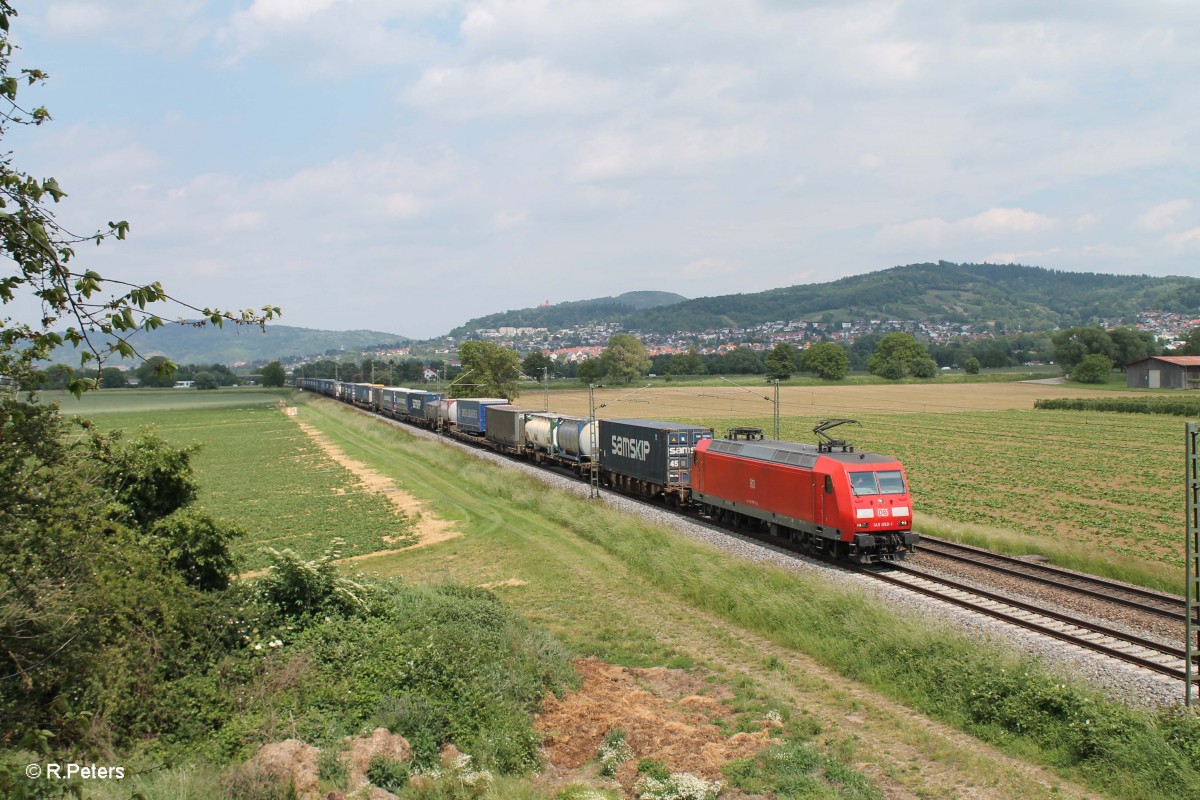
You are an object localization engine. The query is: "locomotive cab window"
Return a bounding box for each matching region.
[824,475,833,494]
[849,472,878,496]
[876,470,906,495]
[850,471,907,496]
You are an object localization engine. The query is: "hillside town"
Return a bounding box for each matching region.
[436,310,1200,364]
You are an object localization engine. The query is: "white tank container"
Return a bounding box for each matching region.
[556,417,596,458]
[525,414,555,450]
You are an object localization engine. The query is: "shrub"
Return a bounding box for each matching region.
[367,755,410,793]
[1070,353,1114,383]
[89,428,199,528]
[909,357,939,379]
[257,540,369,619]
[963,356,981,374]
[149,508,244,591]
[193,371,220,390]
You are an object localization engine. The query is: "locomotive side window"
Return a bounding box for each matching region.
[877,470,906,495]
[849,472,878,496]
[824,475,833,494]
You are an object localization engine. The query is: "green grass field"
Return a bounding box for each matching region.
[74,388,412,569]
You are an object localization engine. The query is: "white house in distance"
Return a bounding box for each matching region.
[1124,356,1200,389]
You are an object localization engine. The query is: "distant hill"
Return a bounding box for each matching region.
[448,291,686,337]
[93,324,409,367]
[619,263,1200,334]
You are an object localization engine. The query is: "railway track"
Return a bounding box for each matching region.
[861,563,1196,682]
[914,535,1196,625]
[333,398,1200,687]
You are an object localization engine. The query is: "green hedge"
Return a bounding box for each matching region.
[1035,396,1200,416]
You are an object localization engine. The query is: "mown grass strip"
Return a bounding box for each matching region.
[299,397,1200,800]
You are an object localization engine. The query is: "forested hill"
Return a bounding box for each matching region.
[448,291,687,337]
[620,263,1200,334]
[95,324,409,366]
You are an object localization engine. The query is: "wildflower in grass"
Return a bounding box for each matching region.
[597,728,634,776]
[634,772,724,800]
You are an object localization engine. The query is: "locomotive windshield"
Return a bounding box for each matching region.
[850,470,907,496]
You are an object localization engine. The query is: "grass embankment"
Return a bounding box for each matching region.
[294,397,1198,800]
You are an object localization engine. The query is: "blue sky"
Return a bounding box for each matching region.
[7,1,1200,339]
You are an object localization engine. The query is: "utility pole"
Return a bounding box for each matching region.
[718,376,780,440]
[773,379,780,440]
[589,383,600,499]
[1187,422,1199,706]
[543,366,549,412]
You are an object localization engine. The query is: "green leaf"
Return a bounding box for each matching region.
[43,177,66,202]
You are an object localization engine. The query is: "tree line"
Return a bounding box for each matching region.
[31,357,289,390]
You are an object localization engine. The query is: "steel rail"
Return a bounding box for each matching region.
[915,535,1195,624]
[865,564,1193,682]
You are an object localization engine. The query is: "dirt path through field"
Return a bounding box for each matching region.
[293,418,462,557]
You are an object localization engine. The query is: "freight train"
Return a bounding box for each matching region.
[295,378,918,563]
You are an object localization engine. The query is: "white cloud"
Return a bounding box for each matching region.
[39,1,210,52]
[960,207,1056,235]
[1137,199,1192,231]
[571,121,768,182]
[219,0,447,75]
[680,258,737,279]
[491,209,528,230]
[877,208,1056,247]
[409,58,622,118]
[856,153,886,171]
[1164,226,1200,252]
[238,0,341,25]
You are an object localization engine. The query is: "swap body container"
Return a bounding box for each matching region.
[598,419,712,488]
[379,387,412,416]
[406,391,441,419]
[483,405,533,450]
[352,383,380,406]
[455,398,510,435]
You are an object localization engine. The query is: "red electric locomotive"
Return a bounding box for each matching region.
[690,430,917,563]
